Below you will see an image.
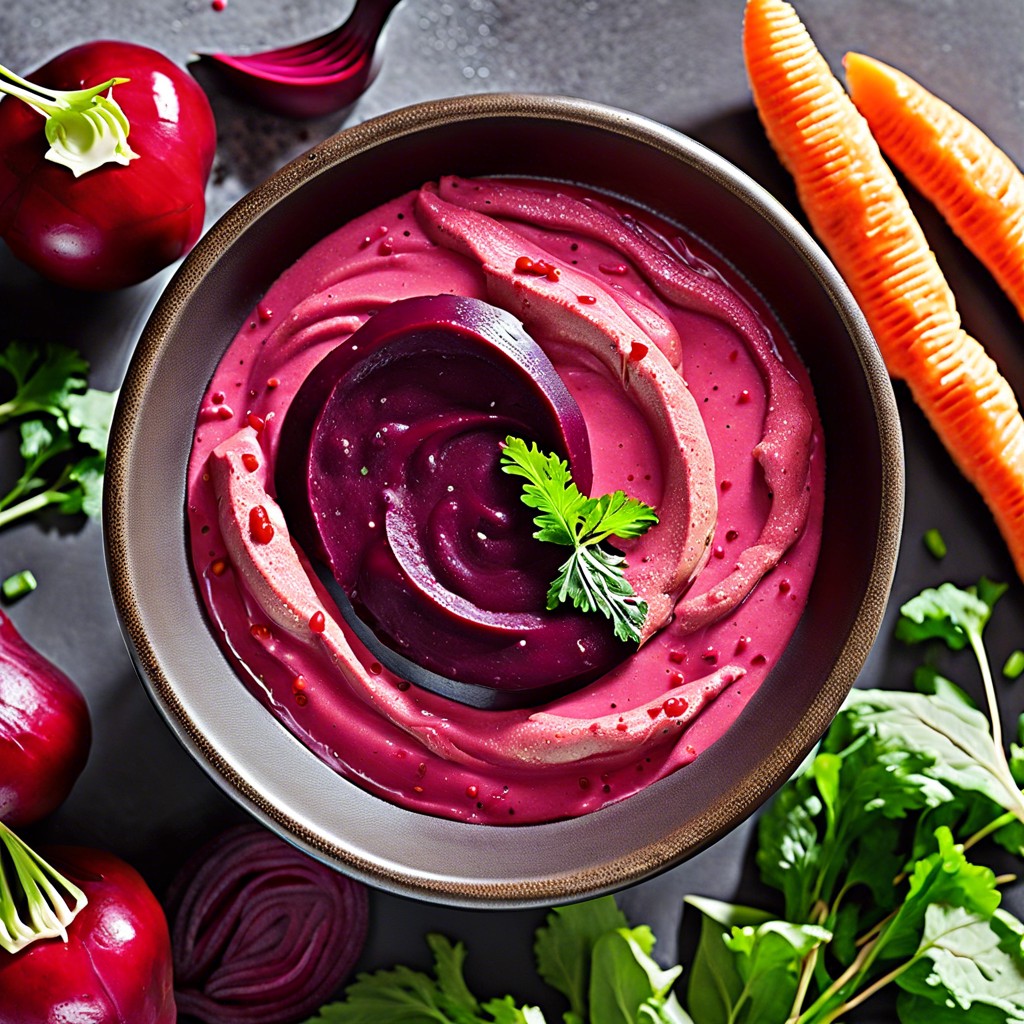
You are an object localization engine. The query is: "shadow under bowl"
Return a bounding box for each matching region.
[104,93,903,909]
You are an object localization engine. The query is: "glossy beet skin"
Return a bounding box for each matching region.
[0,846,176,1023]
[0,611,91,828]
[0,41,216,290]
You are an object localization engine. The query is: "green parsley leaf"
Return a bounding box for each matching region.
[0,341,88,429]
[500,436,658,643]
[0,342,115,533]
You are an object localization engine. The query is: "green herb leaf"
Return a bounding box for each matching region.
[589,926,683,1024]
[500,436,657,643]
[0,341,88,427]
[872,826,1000,963]
[0,343,115,533]
[894,906,1024,1023]
[534,895,629,1021]
[303,932,544,1024]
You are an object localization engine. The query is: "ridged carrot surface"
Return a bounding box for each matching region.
[743,0,1024,581]
[844,51,1024,322]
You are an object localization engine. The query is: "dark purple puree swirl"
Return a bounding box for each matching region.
[277,294,630,707]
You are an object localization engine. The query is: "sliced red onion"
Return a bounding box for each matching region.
[166,823,369,1024]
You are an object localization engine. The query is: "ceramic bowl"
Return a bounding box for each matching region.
[105,93,902,908]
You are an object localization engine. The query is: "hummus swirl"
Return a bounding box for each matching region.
[187,176,824,824]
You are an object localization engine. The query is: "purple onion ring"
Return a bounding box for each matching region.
[166,823,369,1023]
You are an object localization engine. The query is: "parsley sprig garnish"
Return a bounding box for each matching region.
[0,341,116,530]
[499,435,658,644]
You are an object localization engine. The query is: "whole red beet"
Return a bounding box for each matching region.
[0,40,216,290]
[0,846,175,1023]
[0,610,91,828]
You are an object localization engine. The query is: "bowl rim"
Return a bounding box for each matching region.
[104,91,904,908]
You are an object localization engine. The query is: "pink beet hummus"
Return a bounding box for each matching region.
[186,175,824,825]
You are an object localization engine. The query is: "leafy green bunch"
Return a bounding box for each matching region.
[685,579,1024,1024]
[0,340,116,530]
[304,896,685,1023]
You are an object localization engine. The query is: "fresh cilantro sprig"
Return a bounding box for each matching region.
[0,341,116,530]
[499,435,658,644]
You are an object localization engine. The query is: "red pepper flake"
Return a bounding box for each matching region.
[720,479,732,492]
[726,528,739,542]
[735,635,751,654]
[247,412,265,433]
[465,784,479,799]
[266,377,280,389]
[737,389,751,404]
[249,505,274,543]
[211,0,227,10]
[712,544,725,560]
[778,578,792,595]
[216,405,234,420]
[209,558,227,577]
[250,623,271,641]
[514,255,560,281]
[292,675,307,691]
[241,452,259,472]
[702,646,718,663]
[616,722,628,732]
[378,237,394,256]
[588,722,600,733]
[646,706,662,719]
[599,261,628,275]
[309,610,326,634]
[752,653,767,666]
[412,785,424,794]
[668,650,685,664]
[669,670,685,686]
[578,294,597,305]
[628,341,648,363]
[211,391,226,405]
[663,696,689,718]
[257,303,273,322]
[728,349,739,362]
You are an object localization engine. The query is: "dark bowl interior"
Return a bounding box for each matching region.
[105,93,902,908]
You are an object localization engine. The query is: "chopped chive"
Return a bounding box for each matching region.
[360,466,369,476]
[2,569,37,601]
[922,528,947,559]
[1003,649,1024,681]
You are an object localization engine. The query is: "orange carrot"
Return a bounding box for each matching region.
[844,51,1024,322]
[743,0,1024,581]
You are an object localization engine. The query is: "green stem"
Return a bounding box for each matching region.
[969,631,1024,823]
[0,60,137,176]
[0,820,87,953]
[815,959,914,1024]
[963,809,1017,851]
[0,488,67,529]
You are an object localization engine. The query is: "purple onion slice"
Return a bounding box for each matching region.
[167,823,369,1024]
